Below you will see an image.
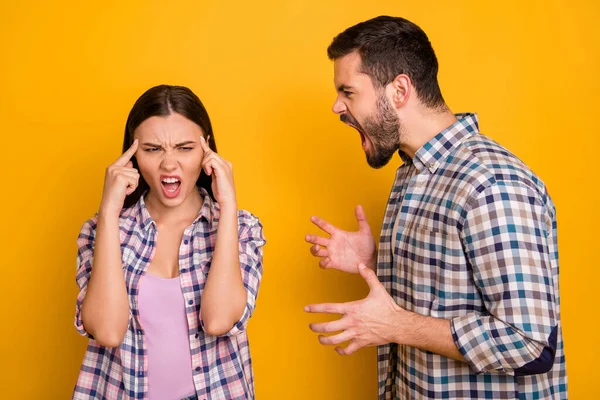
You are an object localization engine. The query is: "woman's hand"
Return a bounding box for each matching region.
[99,139,140,217]
[200,136,237,208]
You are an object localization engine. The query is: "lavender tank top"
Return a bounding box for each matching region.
[138,273,196,400]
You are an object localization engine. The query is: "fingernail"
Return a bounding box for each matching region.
[304,306,309,312]
[358,264,365,270]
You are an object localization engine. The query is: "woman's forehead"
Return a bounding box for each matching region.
[135,113,205,142]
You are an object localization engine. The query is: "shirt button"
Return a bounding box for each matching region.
[138,371,143,377]
[195,333,199,339]
[195,366,201,372]
[188,299,194,305]
[184,239,189,245]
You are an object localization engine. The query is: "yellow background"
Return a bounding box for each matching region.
[1,0,598,398]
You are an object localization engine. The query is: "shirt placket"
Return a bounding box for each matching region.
[391,165,422,309]
[179,225,208,396]
[377,163,415,400]
[133,227,157,398]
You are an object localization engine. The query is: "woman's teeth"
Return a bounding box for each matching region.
[161,177,181,193]
[162,177,179,183]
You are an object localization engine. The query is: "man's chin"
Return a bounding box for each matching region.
[366,150,395,169]
[366,156,391,169]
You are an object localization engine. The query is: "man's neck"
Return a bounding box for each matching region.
[399,106,457,159]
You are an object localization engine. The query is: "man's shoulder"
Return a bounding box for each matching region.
[451,133,552,210]
[450,133,545,187]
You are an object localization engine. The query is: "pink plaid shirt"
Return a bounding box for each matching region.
[73,188,265,399]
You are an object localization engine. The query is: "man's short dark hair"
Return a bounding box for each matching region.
[328,16,445,109]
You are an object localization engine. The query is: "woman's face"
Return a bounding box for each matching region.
[133,112,207,208]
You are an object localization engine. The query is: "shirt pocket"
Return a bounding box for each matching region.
[396,219,466,316]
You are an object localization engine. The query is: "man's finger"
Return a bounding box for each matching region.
[319,257,332,269]
[304,302,348,314]
[358,263,382,291]
[335,339,363,356]
[310,244,328,258]
[309,317,350,334]
[115,139,138,167]
[355,205,372,233]
[305,233,329,247]
[319,330,353,346]
[310,216,336,235]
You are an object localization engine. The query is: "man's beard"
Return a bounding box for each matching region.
[341,93,402,169]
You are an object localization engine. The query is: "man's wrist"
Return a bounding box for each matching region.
[390,308,423,347]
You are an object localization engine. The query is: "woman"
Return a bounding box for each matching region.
[73,85,265,400]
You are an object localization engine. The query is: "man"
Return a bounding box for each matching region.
[304,16,566,399]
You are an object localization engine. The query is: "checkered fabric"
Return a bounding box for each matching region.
[73,188,265,400]
[377,113,566,399]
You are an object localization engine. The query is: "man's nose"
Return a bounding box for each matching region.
[332,96,347,115]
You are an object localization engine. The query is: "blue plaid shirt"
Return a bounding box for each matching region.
[377,113,566,399]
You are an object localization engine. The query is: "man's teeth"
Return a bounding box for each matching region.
[162,177,180,183]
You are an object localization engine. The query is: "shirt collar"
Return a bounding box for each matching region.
[400,113,479,173]
[135,187,216,232]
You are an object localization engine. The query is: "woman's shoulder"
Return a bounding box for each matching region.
[236,209,262,227]
[236,209,265,244]
[209,200,262,227]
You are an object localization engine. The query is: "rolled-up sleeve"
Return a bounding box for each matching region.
[452,181,557,375]
[221,211,266,337]
[74,218,97,337]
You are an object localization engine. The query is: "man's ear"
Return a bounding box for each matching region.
[388,74,412,108]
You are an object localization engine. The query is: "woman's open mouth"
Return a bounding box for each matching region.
[160,175,181,199]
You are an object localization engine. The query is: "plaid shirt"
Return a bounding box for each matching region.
[73,188,266,400]
[377,114,566,399]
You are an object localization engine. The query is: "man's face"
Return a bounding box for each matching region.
[332,52,401,168]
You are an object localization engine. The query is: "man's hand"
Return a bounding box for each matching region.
[305,206,377,274]
[305,264,408,355]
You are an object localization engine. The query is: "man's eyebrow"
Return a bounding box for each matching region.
[337,84,355,93]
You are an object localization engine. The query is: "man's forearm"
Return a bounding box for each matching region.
[394,311,465,362]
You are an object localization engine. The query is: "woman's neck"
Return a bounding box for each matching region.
[144,188,204,227]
